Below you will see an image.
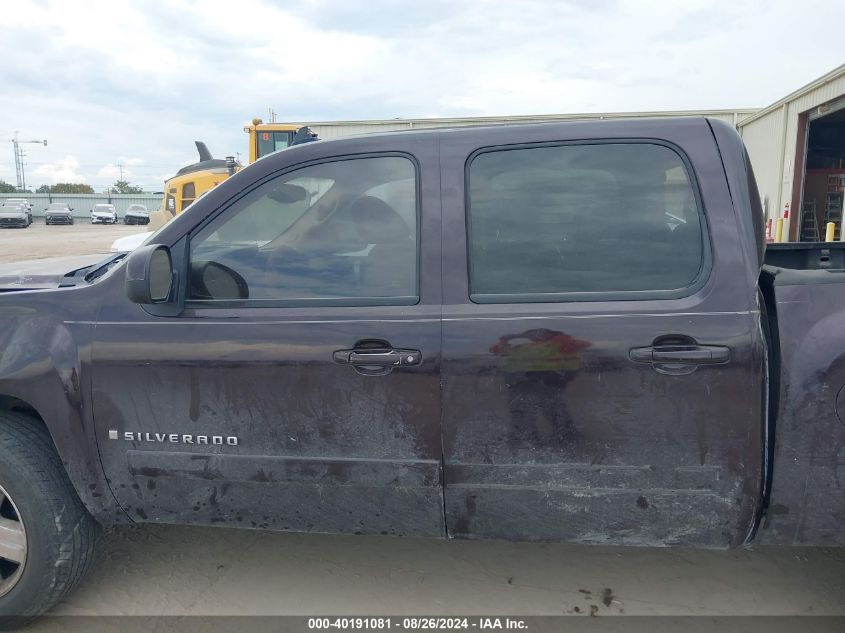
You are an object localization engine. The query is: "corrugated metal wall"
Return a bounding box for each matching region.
[739,65,845,233]
[0,193,162,218]
[310,109,757,140]
[738,106,786,220]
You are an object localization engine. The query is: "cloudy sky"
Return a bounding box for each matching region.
[0,0,841,191]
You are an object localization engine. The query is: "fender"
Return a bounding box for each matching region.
[0,285,129,524]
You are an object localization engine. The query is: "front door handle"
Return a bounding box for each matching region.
[333,348,422,367]
[629,344,730,369]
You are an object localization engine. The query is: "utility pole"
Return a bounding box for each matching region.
[9,132,47,192]
[117,162,124,182]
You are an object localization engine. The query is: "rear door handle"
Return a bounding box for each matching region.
[333,348,422,367]
[629,345,730,365]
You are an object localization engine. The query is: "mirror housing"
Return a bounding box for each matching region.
[125,244,174,304]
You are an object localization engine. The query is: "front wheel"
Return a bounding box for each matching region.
[0,412,99,625]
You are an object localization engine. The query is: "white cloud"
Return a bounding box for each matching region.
[0,0,842,189]
[32,156,86,184]
[97,164,129,180]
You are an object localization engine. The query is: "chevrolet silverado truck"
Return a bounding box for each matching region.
[0,118,843,621]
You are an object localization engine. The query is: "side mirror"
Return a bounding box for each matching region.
[125,244,174,304]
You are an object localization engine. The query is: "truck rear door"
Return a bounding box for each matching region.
[440,119,765,547]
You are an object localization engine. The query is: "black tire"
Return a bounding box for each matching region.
[0,411,99,625]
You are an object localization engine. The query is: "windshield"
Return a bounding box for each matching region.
[128,205,147,211]
[48,203,68,210]
[93,205,114,211]
[256,130,293,160]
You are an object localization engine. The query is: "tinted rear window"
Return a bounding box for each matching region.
[467,142,707,302]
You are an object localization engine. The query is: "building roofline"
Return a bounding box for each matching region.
[737,63,845,127]
[307,108,759,127]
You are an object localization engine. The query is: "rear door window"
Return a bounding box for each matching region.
[466,142,707,302]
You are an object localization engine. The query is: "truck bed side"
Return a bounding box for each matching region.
[758,266,845,545]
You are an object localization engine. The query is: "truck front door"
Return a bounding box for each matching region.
[92,143,444,537]
[440,120,765,547]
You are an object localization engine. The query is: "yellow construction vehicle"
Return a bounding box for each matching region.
[150,121,317,229]
[145,142,238,229]
[161,142,238,218]
[243,118,317,164]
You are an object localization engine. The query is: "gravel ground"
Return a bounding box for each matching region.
[3,220,845,631]
[0,219,150,264]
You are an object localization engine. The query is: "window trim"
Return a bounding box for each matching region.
[464,138,713,304]
[183,152,423,309]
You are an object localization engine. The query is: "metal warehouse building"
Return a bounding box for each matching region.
[307,64,845,243]
[737,64,845,242]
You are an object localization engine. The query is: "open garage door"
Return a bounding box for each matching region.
[798,97,845,241]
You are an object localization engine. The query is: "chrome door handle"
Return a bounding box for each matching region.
[333,348,422,367]
[629,344,730,374]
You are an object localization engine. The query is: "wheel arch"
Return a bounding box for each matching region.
[0,392,128,526]
[0,289,131,526]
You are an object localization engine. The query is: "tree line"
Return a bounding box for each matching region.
[0,180,145,194]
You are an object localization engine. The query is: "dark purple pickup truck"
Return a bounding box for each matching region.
[0,118,843,620]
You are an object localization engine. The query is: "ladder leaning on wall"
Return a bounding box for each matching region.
[800,200,819,242]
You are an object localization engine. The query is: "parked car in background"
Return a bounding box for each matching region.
[2,200,33,225]
[0,202,32,228]
[44,202,74,225]
[90,203,117,224]
[123,204,150,225]
[4,198,32,213]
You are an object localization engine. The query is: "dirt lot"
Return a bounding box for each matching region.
[24,525,845,632]
[0,220,150,264]
[3,220,845,631]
